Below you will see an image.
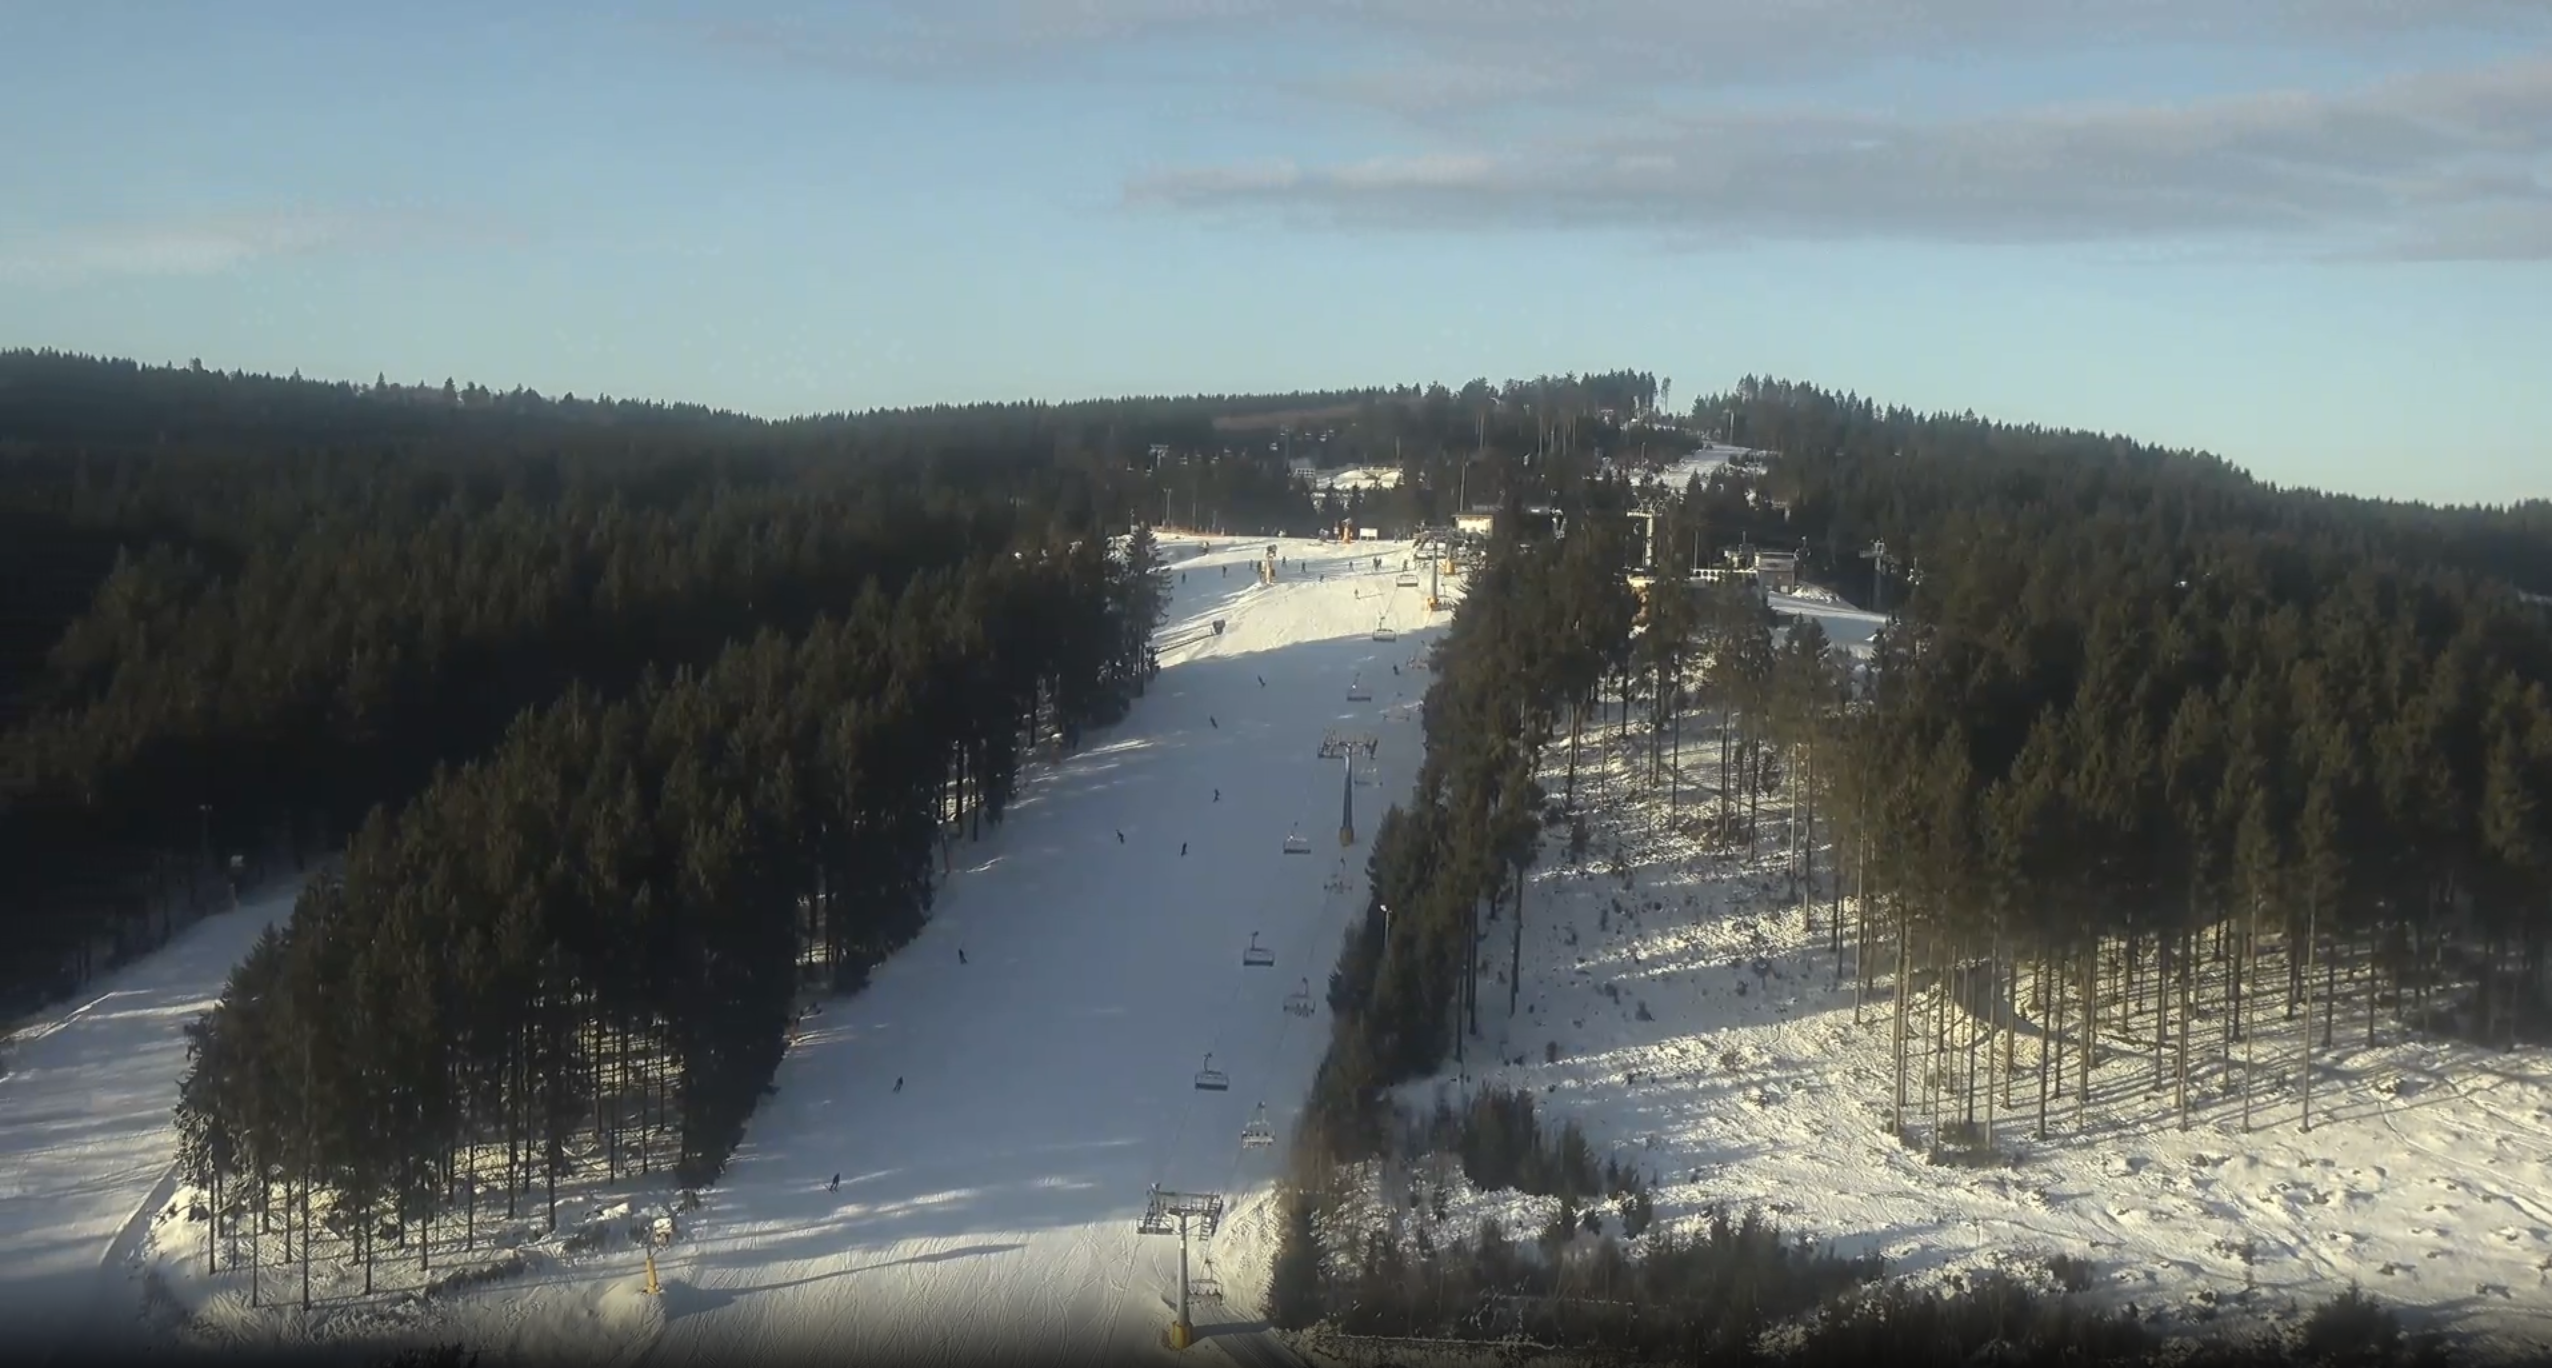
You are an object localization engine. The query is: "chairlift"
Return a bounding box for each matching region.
[1371,619,1398,643]
[1283,978,1315,1017]
[1346,673,1371,702]
[1282,826,1311,855]
[1193,1052,1230,1091]
[1396,571,1419,589]
[1242,932,1276,968]
[1241,1103,1276,1149]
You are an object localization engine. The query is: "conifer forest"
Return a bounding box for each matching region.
[5,351,2551,1362]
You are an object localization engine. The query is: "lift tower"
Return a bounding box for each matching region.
[1138,1186,1225,1350]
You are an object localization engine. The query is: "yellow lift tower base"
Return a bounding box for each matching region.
[1165,1319,1197,1350]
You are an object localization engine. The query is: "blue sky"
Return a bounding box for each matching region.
[2,1,2546,505]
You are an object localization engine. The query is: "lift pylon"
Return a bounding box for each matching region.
[1138,1187,1226,1351]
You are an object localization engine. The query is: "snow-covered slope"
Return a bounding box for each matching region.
[0,884,300,1364]
[633,539,1442,1367]
[61,529,2552,1366]
[1769,590,1885,662]
[123,537,1451,1366]
[1359,688,2552,1363]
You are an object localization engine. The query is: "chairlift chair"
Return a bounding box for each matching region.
[1282,826,1311,855]
[1283,978,1315,1017]
[1240,1103,1276,1149]
[1395,571,1419,589]
[1242,932,1276,968]
[1193,1053,1230,1091]
[1371,619,1399,643]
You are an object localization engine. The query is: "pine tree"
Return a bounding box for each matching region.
[1265,1187,1326,1330]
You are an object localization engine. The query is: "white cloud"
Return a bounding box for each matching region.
[697,0,2552,256]
[1126,56,2552,257]
[0,207,520,287]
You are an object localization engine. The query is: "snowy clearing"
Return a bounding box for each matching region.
[1351,615,2552,1363]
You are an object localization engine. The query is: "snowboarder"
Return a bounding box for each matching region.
[894,1076,904,1093]
[958,948,968,965]
[1209,715,1218,729]
[1181,842,1188,856]
[828,1173,841,1193]
[1117,830,1126,844]
[1256,675,1265,687]
[1392,664,1400,675]
[1213,788,1220,802]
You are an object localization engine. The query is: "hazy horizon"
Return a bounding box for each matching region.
[4,1,2547,505]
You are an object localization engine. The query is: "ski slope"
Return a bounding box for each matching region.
[635,538,1440,1367]
[120,536,1448,1366]
[0,884,300,1364]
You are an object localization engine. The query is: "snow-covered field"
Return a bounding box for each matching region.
[1769,588,1884,663]
[94,536,1451,1366]
[1310,467,1402,493]
[19,539,2552,1365]
[1622,442,1759,491]
[1341,591,2552,1362]
[0,883,301,1365]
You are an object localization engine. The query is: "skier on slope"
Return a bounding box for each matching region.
[1181,842,1189,856]
[1213,788,1220,802]
[1117,830,1126,843]
[828,1173,840,1193]
[894,1077,904,1093]
[958,948,968,965]
[1210,715,1218,728]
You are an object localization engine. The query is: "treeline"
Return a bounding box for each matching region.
[1285,379,2552,1357]
[1678,381,2552,1146]
[0,351,1323,1009]
[1705,375,2552,599]
[0,354,1725,1013]
[171,531,1167,1292]
[1301,498,1626,1157]
[1301,481,1836,1156]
